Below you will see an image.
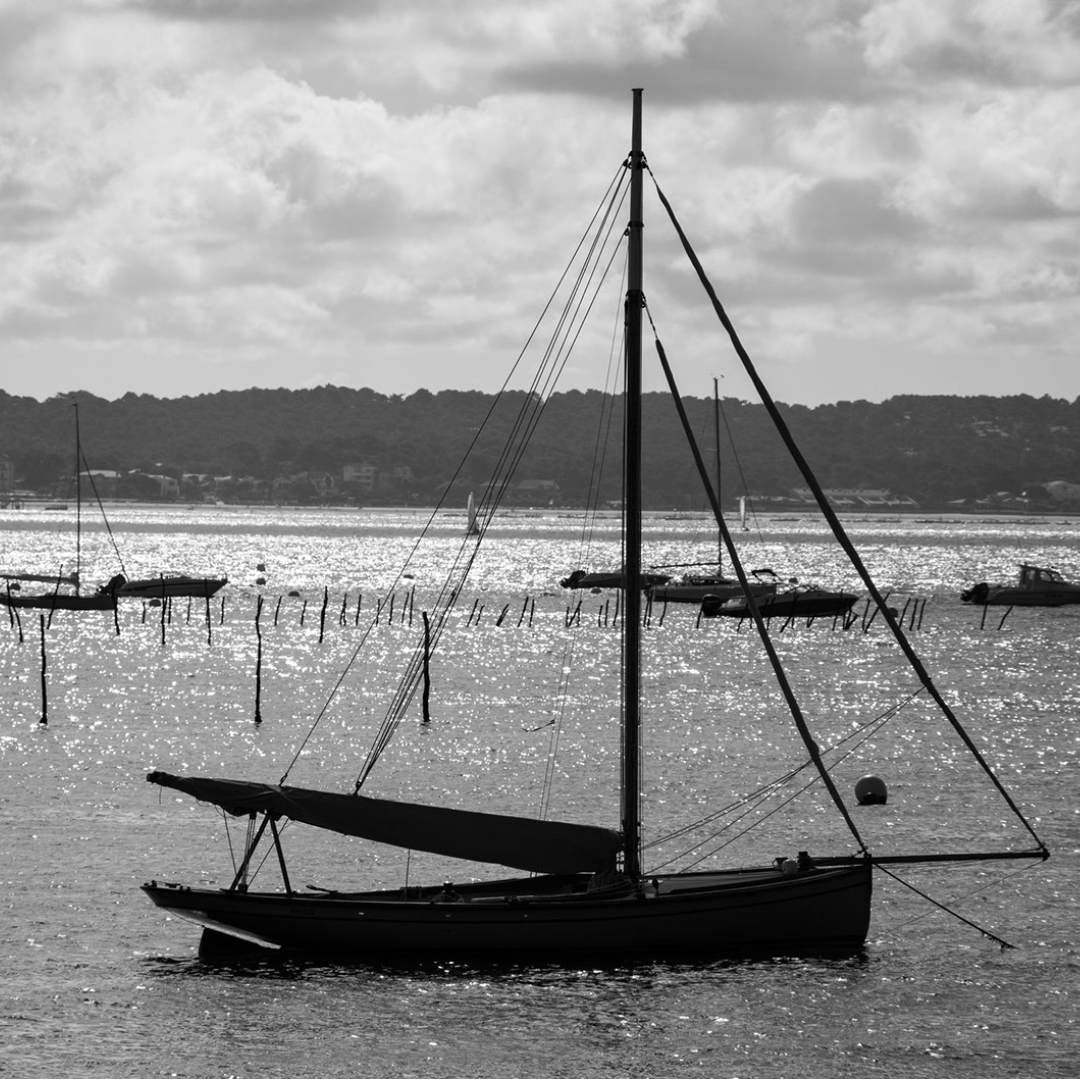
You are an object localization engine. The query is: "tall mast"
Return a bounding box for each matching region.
[713,376,721,569]
[73,401,81,595]
[622,88,644,880]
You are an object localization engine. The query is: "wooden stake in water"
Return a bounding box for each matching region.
[38,615,47,726]
[254,595,264,725]
[421,610,431,724]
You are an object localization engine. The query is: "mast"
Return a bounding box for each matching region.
[73,402,81,595]
[713,376,721,569]
[622,88,644,880]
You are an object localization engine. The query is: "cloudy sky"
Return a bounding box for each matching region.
[2,0,1078,407]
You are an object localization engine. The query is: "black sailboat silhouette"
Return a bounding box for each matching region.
[142,90,1047,958]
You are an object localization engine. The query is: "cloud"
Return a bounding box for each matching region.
[0,0,1078,405]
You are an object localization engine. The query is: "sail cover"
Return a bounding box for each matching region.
[147,771,622,874]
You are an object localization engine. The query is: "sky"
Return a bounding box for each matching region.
[1,0,1079,408]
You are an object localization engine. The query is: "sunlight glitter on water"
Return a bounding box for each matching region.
[1,506,1078,1077]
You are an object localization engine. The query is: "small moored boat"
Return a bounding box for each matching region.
[107,575,228,600]
[961,563,1080,607]
[710,586,858,620]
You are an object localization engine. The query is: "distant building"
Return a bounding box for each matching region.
[379,465,415,489]
[145,473,180,499]
[343,462,377,491]
[309,471,335,498]
[749,488,918,510]
[84,469,122,498]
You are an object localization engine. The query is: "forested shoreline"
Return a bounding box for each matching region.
[2,386,1078,510]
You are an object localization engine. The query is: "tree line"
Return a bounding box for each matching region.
[1,385,1078,509]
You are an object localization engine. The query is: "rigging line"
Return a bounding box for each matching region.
[479,164,630,490]
[570,251,628,575]
[531,178,630,405]
[372,196,631,777]
[649,168,1048,857]
[659,705,910,872]
[489,184,630,509]
[648,691,920,865]
[451,174,628,553]
[874,863,1017,950]
[354,175,633,789]
[371,210,630,756]
[291,164,630,786]
[716,395,761,540]
[541,276,629,819]
[648,774,805,872]
[651,326,870,856]
[78,449,126,576]
[538,648,574,821]
[666,708,903,870]
[221,806,237,874]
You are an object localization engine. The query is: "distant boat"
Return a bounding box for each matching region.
[0,584,117,612]
[648,382,773,606]
[466,492,481,536]
[961,564,1080,607]
[708,586,858,620]
[650,567,776,605]
[560,568,671,591]
[107,575,229,600]
[1,404,118,614]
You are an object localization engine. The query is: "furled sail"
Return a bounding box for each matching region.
[147,771,621,874]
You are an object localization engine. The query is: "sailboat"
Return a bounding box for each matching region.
[1,404,118,613]
[648,378,775,606]
[141,91,1047,958]
[465,491,481,536]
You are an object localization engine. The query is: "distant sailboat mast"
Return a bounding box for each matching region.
[713,377,722,569]
[73,402,81,595]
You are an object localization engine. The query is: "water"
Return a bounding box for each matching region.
[1,506,1078,1078]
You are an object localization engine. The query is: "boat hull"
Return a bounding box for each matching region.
[962,587,1080,607]
[143,863,872,958]
[560,570,671,590]
[649,580,775,604]
[961,564,1080,607]
[0,592,116,611]
[117,576,228,599]
[711,591,858,619]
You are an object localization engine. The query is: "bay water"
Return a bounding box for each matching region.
[1,506,1077,1078]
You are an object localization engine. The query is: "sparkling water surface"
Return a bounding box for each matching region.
[1,506,1077,1078]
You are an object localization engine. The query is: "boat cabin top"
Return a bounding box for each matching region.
[1019,564,1064,586]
